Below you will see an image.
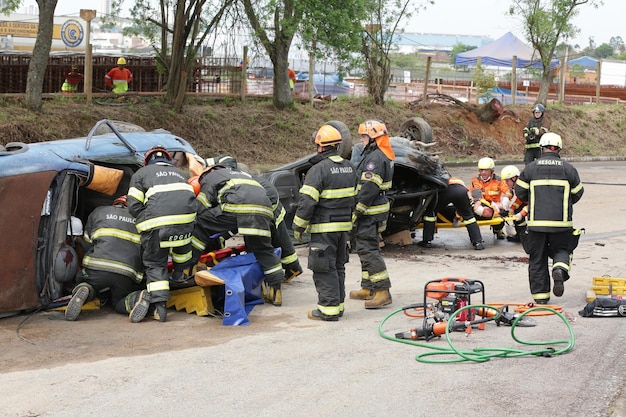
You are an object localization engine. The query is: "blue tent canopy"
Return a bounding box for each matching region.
[567,56,598,68]
[455,32,557,69]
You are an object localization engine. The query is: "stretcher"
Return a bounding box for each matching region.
[412,213,517,229]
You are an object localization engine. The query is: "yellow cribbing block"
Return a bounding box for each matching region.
[51,299,100,312]
[586,289,597,303]
[167,286,215,316]
[591,286,626,296]
[592,277,626,288]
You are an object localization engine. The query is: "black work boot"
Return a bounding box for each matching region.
[307,309,339,322]
[153,302,167,322]
[129,290,151,323]
[552,268,565,297]
[65,284,93,321]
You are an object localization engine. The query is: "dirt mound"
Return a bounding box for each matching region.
[1,97,625,168]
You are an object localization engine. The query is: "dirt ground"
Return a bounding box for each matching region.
[1,96,626,170]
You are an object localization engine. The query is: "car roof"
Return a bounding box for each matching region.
[0,125,196,177]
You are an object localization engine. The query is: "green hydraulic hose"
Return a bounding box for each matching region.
[378,304,575,364]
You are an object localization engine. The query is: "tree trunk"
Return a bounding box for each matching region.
[537,67,553,105]
[25,0,58,111]
[272,44,293,110]
[476,98,504,123]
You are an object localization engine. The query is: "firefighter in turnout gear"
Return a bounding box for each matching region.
[523,103,551,165]
[65,196,144,321]
[292,124,357,321]
[127,146,197,323]
[192,160,285,306]
[515,133,584,304]
[207,155,303,283]
[349,120,394,309]
[418,177,485,250]
[469,157,510,240]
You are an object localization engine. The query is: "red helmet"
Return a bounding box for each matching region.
[113,195,128,207]
[144,145,172,165]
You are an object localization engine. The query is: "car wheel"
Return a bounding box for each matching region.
[325,120,353,159]
[398,117,433,143]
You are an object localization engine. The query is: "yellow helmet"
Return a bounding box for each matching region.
[500,165,520,180]
[313,124,343,147]
[358,120,388,139]
[477,157,495,170]
[117,57,127,66]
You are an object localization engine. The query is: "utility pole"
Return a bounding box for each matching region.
[80,9,96,104]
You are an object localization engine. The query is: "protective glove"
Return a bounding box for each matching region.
[293,229,304,242]
[531,127,540,136]
[514,212,524,222]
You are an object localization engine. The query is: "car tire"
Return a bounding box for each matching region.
[325,120,353,159]
[399,117,433,143]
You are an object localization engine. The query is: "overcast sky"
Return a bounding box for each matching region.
[33,0,624,50]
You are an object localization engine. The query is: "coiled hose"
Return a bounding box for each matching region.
[378,304,575,364]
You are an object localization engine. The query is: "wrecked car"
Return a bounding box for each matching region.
[0,120,200,317]
[263,117,450,239]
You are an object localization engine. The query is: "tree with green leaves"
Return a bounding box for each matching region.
[508,0,600,105]
[240,0,366,110]
[2,0,58,111]
[111,0,234,112]
[593,43,614,59]
[360,0,431,105]
[450,43,477,67]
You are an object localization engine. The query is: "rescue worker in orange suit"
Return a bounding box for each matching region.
[292,124,357,321]
[500,165,527,243]
[515,133,584,304]
[127,146,197,323]
[417,177,485,250]
[469,157,510,240]
[523,103,551,165]
[288,64,296,92]
[349,120,394,309]
[104,57,133,94]
[205,154,303,283]
[191,161,285,306]
[61,65,83,94]
[65,196,144,321]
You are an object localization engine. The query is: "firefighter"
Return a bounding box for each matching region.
[205,154,303,282]
[523,103,551,165]
[349,120,394,309]
[292,124,357,321]
[65,196,144,321]
[500,165,527,243]
[418,177,485,250]
[469,157,510,240]
[515,133,584,304]
[127,146,197,323]
[104,57,133,94]
[192,160,284,306]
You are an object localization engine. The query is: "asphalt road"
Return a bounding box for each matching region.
[2,160,626,417]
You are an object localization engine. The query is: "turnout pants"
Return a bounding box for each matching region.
[78,268,142,314]
[308,231,348,316]
[527,229,572,303]
[354,216,390,290]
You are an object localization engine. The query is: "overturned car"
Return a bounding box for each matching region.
[263,117,451,238]
[0,120,200,317]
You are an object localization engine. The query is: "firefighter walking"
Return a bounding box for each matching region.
[515,133,584,304]
[349,120,395,309]
[127,146,197,322]
[292,124,357,321]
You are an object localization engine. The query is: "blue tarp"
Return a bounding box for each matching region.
[567,56,598,68]
[455,32,558,69]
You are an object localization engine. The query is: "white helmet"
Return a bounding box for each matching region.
[501,165,520,180]
[539,132,562,149]
[477,157,495,170]
[67,216,83,236]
